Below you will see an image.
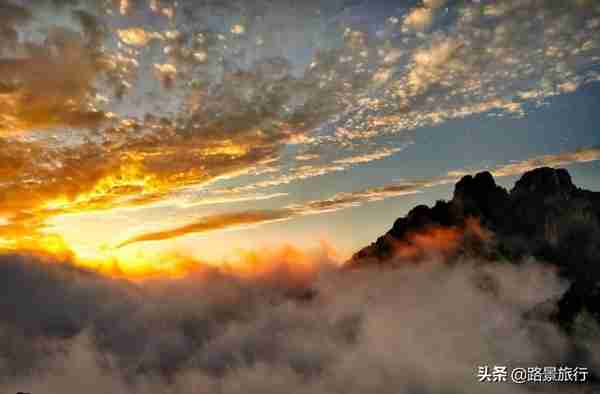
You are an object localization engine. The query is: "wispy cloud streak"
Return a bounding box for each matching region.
[117,147,600,247]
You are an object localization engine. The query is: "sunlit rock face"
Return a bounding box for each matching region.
[350,167,600,327]
[350,170,511,265]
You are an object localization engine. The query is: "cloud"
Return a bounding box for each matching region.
[176,192,289,208]
[0,3,114,135]
[329,0,600,138]
[116,179,435,248]
[403,0,449,31]
[0,42,106,134]
[117,28,163,46]
[0,249,590,394]
[404,7,435,31]
[490,147,600,178]
[0,66,307,232]
[424,0,448,9]
[0,1,31,50]
[212,163,348,195]
[293,182,429,215]
[116,146,600,247]
[333,147,404,165]
[448,146,600,179]
[214,145,408,195]
[116,210,293,248]
[1,140,589,254]
[2,0,600,256]
[0,0,344,237]
[1,2,599,388]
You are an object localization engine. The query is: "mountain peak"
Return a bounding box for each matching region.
[511,167,575,199]
[349,167,600,326]
[452,171,509,222]
[350,167,595,268]
[453,171,497,200]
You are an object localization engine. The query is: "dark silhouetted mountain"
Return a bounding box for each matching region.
[350,167,600,328]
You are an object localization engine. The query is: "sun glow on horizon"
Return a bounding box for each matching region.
[0,226,342,282]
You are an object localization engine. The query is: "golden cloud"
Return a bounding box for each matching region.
[117,27,163,46]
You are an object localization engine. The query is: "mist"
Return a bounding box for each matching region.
[0,248,594,394]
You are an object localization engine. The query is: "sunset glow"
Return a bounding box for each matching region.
[0,0,599,277]
[3,1,600,393]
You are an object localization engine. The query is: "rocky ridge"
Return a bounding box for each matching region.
[350,167,600,327]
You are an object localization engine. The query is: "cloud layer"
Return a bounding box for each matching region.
[2,249,595,394]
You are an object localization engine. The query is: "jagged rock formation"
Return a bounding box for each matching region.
[350,167,600,327]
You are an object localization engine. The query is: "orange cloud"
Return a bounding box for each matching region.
[116,210,293,248]
[117,27,163,46]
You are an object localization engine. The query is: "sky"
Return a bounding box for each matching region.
[1,0,600,277]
